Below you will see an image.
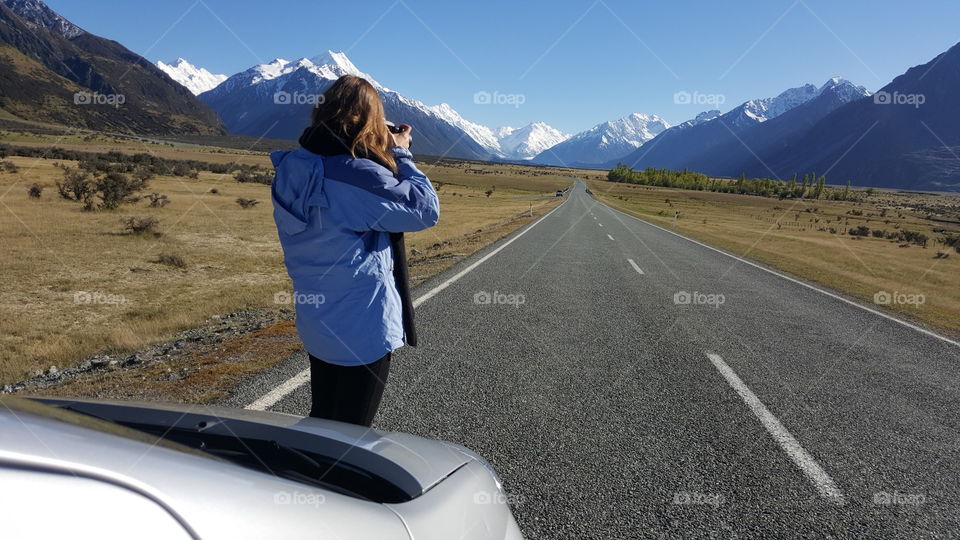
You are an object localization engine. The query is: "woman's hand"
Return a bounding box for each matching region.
[389,124,413,149]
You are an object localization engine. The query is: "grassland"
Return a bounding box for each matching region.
[587,178,960,335]
[0,133,574,385]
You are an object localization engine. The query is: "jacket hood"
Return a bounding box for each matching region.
[270,149,328,236]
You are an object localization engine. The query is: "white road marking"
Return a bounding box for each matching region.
[604,205,960,348]
[607,234,615,241]
[705,352,845,505]
[245,369,311,411]
[627,258,644,274]
[245,195,571,410]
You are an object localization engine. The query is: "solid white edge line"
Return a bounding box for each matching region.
[627,258,644,275]
[601,202,960,348]
[607,234,615,241]
[246,368,311,411]
[706,352,845,504]
[245,191,572,410]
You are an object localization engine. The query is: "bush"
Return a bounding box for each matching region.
[146,193,170,208]
[1,160,18,173]
[152,253,186,268]
[871,229,886,238]
[26,184,43,198]
[236,197,259,209]
[848,225,871,237]
[171,163,195,177]
[96,172,148,210]
[234,169,274,185]
[56,167,94,202]
[121,216,160,235]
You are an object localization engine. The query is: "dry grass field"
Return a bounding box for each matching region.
[587,178,960,335]
[0,135,572,385]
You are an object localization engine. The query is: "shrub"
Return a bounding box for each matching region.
[1,160,18,173]
[209,187,219,194]
[171,163,195,177]
[236,197,259,209]
[146,193,170,208]
[234,169,274,185]
[26,184,43,198]
[871,229,886,238]
[121,216,160,235]
[848,225,871,237]
[56,167,94,201]
[152,253,186,268]
[96,172,147,210]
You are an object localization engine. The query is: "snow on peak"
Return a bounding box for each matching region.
[309,51,362,76]
[817,77,871,100]
[497,122,570,159]
[156,58,228,95]
[591,113,670,147]
[425,102,500,153]
[3,0,85,39]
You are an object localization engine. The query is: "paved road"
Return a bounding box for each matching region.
[225,181,960,538]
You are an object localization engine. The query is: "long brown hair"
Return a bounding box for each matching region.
[309,75,397,174]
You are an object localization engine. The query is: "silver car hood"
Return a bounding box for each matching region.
[27,396,472,498]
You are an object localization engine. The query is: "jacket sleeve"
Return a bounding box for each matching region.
[337,147,440,233]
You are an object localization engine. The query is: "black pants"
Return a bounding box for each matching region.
[308,353,391,427]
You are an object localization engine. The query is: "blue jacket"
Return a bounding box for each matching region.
[270,146,439,365]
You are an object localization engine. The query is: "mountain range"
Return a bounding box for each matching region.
[616,78,871,171]
[0,0,222,135]
[533,113,669,167]
[0,0,957,191]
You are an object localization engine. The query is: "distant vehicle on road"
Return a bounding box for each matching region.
[556,190,564,197]
[0,396,522,540]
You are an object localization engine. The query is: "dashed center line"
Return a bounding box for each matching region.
[705,352,845,505]
[627,258,644,274]
[607,234,615,241]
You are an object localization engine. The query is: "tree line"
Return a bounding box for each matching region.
[607,163,863,201]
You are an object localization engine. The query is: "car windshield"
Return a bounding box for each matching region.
[1,1,958,538]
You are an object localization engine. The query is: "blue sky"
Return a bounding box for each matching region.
[45,0,960,134]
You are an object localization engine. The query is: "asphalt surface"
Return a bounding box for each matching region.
[224,181,960,539]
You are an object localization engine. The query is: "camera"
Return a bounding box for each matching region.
[386,120,412,149]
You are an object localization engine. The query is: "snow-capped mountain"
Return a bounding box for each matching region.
[495,122,570,160]
[533,113,669,166]
[156,58,228,95]
[614,78,870,171]
[200,51,568,161]
[2,0,84,38]
[200,52,492,159]
[674,110,722,130]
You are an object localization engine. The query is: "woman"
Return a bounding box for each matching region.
[270,75,439,427]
